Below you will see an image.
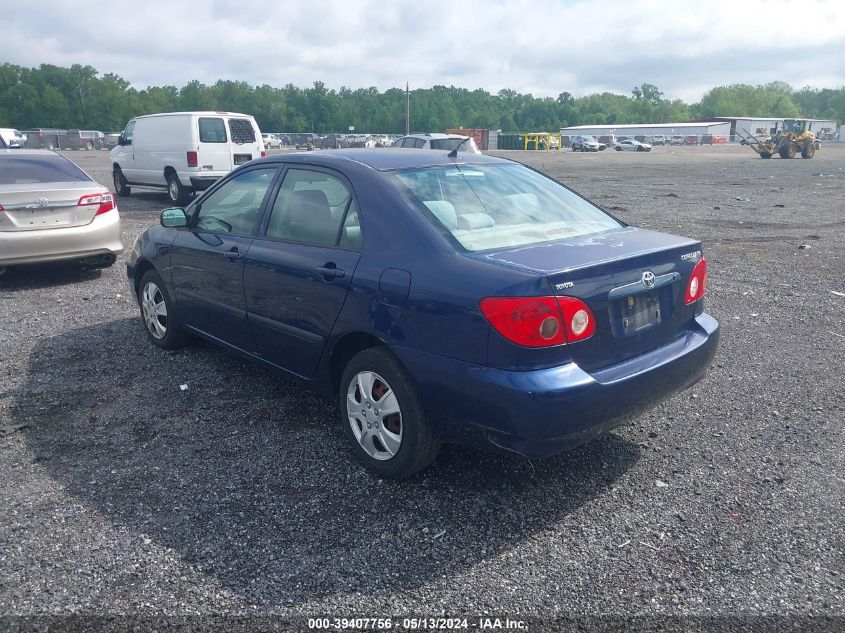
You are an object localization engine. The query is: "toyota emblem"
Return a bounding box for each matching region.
[641,271,655,288]
[32,198,49,208]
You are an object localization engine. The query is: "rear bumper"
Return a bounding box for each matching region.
[187,176,221,190]
[0,210,123,266]
[393,313,720,457]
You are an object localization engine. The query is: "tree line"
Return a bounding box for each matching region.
[0,63,842,134]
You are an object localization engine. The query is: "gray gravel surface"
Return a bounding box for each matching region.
[0,145,843,629]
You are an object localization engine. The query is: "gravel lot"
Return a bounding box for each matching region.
[1,144,843,630]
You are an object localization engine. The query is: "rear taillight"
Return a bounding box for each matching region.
[556,296,596,342]
[685,258,707,304]
[78,192,115,216]
[479,296,595,348]
[260,150,266,157]
[187,151,198,167]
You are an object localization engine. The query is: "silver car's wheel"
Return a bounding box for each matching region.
[346,370,402,461]
[168,179,179,202]
[141,281,168,339]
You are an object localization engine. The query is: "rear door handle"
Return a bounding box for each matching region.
[317,265,345,279]
[224,248,244,261]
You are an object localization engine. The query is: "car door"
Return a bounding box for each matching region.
[170,166,280,351]
[244,166,363,378]
[115,121,137,180]
[197,116,233,174]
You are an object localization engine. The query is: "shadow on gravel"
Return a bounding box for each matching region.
[15,317,641,605]
[0,262,102,290]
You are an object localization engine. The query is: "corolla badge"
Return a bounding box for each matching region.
[641,271,656,288]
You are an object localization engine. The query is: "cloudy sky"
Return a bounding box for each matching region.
[2,0,844,101]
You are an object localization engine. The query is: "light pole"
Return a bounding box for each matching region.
[405,82,410,135]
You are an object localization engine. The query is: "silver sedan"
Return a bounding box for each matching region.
[0,150,122,273]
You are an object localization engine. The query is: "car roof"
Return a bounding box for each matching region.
[252,148,510,171]
[401,133,469,140]
[0,149,62,157]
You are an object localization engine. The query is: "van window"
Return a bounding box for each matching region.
[199,118,227,143]
[123,121,136,143]
[228,119,256,144]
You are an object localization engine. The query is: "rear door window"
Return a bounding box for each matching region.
[265,168,354,247]
[199,118,227,143]
[228,119,256,144]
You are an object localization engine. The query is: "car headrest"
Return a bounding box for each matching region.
[289,189,331,222]
[423,200,457,229]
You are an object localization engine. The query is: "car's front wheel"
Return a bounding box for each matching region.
[340,347,439,479]
[138,270,188,349]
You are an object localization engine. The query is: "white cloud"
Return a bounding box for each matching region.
[1,0,843,100]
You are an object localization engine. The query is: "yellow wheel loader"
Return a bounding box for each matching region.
[737,119,821,159]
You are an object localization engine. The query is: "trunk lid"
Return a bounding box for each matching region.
[0,182,106,232]
[477,227,704,372]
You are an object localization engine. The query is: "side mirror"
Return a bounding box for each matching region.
[160,208,187,228]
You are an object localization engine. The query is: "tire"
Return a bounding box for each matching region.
[801,141,815,159]
[113,167,131,197]
[779,141,798,159]
[138,270,188,349]
[615,146,622,151]
[637,146,644,152]
[340,347,440,479]
[85,142,93,151]
[760,151,772,159]
[167,172,192,206]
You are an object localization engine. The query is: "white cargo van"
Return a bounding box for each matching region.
[110,112,265,206]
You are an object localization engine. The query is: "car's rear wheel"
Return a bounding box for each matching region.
[340,347,439,479]
[615,146,622,151]
[113,167,131,197]
[167,173,191,206]
[138,270,187,349]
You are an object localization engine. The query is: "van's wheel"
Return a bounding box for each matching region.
[760,151,772,159]
[167,173,191,206]
[340,347,440,479]
[138,270,188,349]
[85,142,93,151]
[801,141,815,159]
[113,167,131,196]
[46,143,54,150]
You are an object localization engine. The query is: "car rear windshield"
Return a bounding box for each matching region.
[429,138,478,152]
[0,155,91,185]
[228,119,256,144]
[390,163,621,252]
[199,117,227,143]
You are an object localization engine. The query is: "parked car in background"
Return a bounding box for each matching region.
[571,135,606,152]
[22,128,66,150]
[670,135,685,145]
[0,128,25,149]
[699,134,714,145]
[111,111,265,206]
[128,149,718,478]
[597,134,616,147]
[0,150,122,274]
[650,135,667,146]
[614,139,652,152]
[262,133,282,149]
[63,129,105,151]
[392,133,481,154]
[103,133,122,149]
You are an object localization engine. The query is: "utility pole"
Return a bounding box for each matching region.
[405,82,410,135]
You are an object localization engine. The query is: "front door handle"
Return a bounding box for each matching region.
[317,265,345,280]
[224,248,244,261]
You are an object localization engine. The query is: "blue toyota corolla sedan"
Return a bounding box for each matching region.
[127,149,719,478]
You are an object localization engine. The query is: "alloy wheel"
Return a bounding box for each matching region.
[141,281,168,339]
